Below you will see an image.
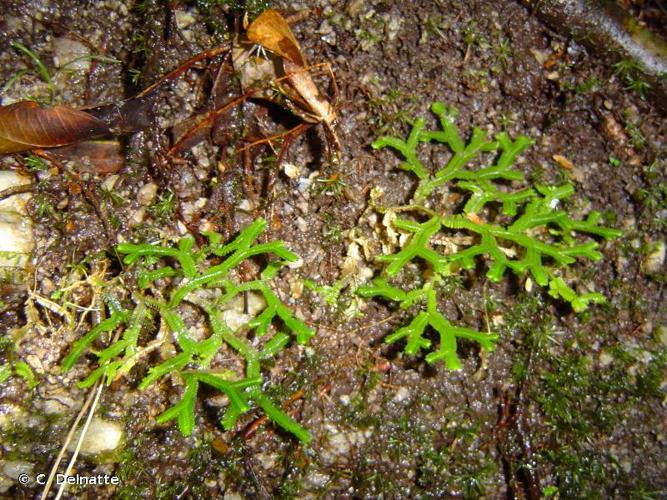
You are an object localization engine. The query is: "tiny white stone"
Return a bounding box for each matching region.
[598,350,614,368]
[199,219,216,234]
[68,418,123,456]
[290,280,304,299]
[643,240,665,274]
[52,37,90,70]
[102,174,119,192]
[0,171,31,214]
[137,182,158,206]
[0,404,26,429]
[524,277,533,293]
[306,472,330,488]
[0,212,33,270]
[283,162,300,179]
[302,346,315,357]
[296,216,308,232]
[0,213,33,254]
[176,221,188,235]
[238,199,253,212]
[222,293,266,331]
[128,207,145,227]
[392,386,410,403]
[174,9,195,30]
[1,460,34,480]
[492,313,505,326]
[287,256,304,269]
[223,491,244,500]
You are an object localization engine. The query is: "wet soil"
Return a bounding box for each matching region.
[1,0,665,498]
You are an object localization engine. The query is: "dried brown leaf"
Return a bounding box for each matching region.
[246,9,306,66]
[552,154,574,170]
[243,11,337,128]
[0,101,110,155]
[48,140,124,174]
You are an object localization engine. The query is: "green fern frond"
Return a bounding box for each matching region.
[361,102,621,368]
[63,219,314,442]
[362,280,498,370]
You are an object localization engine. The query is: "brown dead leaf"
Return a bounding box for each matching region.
[0,101,110,155]
[230,10,340,161]
[601,113,643,167]
[244,10,338,150]
[47,140,124,174]
[466,212,485,224]
[552,154,574,170]
[283,59,337,126]
[246,9,306,66]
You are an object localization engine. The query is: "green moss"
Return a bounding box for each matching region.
[624,114,647,150]
[312,174,349,200]
[194,0,271,39]
[365,88,419,136]
[613,58,651,98]
[506,302,666,497]
[147,190,176,222]
[574,76,601,94]
[636,160,667,231]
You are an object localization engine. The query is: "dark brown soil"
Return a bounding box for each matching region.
[1,0,665,498]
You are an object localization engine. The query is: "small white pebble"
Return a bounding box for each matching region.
[524,277,533,292]
[176,221,188,235]
[290,280,304,299]
[643,240,665,274]
[174,9,195,30]
[69,418,123,456]
[0,171,32,214]
[198,219,216,234]
[392,386,410,403]
[0,213,33,266]
[1,460,34,480]
[287,256,303,269]
[102,174,119,192]
[598,350,614,368]
[137,182,158,206]
[296,216,308,232]
[283,162,300,179]
[128,207,145,227]
[491,314,505,327]
[238,199,254,212]
[52,37,90,70]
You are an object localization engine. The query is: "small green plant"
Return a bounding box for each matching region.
[3,42,121,102]
[312,173,349,199]
[194,0,272,38]
[147,190,176,221]
[6,41,55,98]
[360,102,621,369]
[0,361,37,388]
[613,58,651,98]
[24,154,49,172]
[366,88,420,136]
[63,219,314,442]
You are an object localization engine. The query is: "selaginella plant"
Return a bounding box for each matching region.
[62,219,314,442]
[359,102,621,370]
